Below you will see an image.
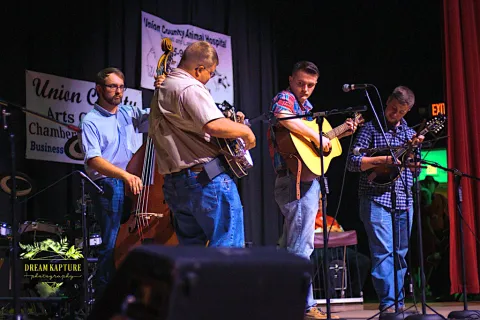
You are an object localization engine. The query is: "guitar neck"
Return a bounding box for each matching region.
[392,127,430,159]
[324,122,350,140]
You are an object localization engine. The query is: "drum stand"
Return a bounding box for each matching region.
[78,173,103,316]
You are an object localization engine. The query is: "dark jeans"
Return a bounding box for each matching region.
[91,178,130,296]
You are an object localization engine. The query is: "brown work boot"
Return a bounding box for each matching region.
[304,307,340,319]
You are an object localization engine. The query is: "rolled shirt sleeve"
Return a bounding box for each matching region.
[179,85,224,131]
[80,121,102,163]
[272,94,295,115]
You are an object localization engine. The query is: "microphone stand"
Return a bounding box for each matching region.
[0,98,82,133]
[1,104,21,318]
[276,105,365,320]
[404,148,445,320]
[418,159,480,320]
[316,112,330,318]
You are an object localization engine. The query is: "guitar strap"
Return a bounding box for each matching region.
[270,125,302,200]
[270,90,309,200]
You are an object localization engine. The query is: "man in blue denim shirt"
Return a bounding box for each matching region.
[347,86,424,314]
[80,67,151,297]
[149,41,256,248]
[267,61,357,320]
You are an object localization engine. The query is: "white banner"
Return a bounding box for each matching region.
[25,70,143,164]
[141,11,234,105]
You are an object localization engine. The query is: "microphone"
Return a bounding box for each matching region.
[352,147,371,155]
[342,84,372,92]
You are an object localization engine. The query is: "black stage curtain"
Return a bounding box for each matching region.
[0,0,281,246]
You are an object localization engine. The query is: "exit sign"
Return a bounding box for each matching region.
[431,103,446,116]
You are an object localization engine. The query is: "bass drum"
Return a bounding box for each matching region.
[19,220,63,244]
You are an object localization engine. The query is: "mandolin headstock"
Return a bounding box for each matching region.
[421,114,446,136]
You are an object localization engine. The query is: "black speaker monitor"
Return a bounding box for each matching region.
[88,246,312,320]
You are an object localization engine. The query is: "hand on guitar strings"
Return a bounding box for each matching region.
[345,118,358,133]
[314,136,332,152]
[122,172,144,195]
[242,131,256,150]
[408,133,425,146]
[339,117,361,138]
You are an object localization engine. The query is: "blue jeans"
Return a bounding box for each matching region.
[274,174,320,310]
[91,178,130,295]
[162,171,245,247]
[359,197,413,310]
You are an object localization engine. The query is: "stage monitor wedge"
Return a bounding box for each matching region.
[88,245,312,320]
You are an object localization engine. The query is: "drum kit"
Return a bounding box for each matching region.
[0,197,102,249]
[0,99,104,318]
[0,190,102,318]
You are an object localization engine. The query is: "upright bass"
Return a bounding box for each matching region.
[114,38,178,268]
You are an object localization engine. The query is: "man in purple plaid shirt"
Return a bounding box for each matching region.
[347,86,424,314]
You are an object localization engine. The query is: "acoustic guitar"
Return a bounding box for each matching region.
[275,113,364,181]
[366,114,446,186]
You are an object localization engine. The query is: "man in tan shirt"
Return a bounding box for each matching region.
[149,41,255,247]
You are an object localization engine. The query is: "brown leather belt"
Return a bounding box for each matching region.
[168,158,227,186]
[171,164,205,176]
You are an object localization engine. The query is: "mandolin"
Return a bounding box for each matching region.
[366,115,446,186]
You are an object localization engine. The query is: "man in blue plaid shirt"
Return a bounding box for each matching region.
[347,86,424,314]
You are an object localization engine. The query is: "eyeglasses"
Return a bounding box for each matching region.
[196,66,216,78]
[104,84,127,91]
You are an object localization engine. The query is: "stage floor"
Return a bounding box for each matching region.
[322,301,480,319]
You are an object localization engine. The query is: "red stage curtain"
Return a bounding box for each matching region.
[444,0,480,293]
